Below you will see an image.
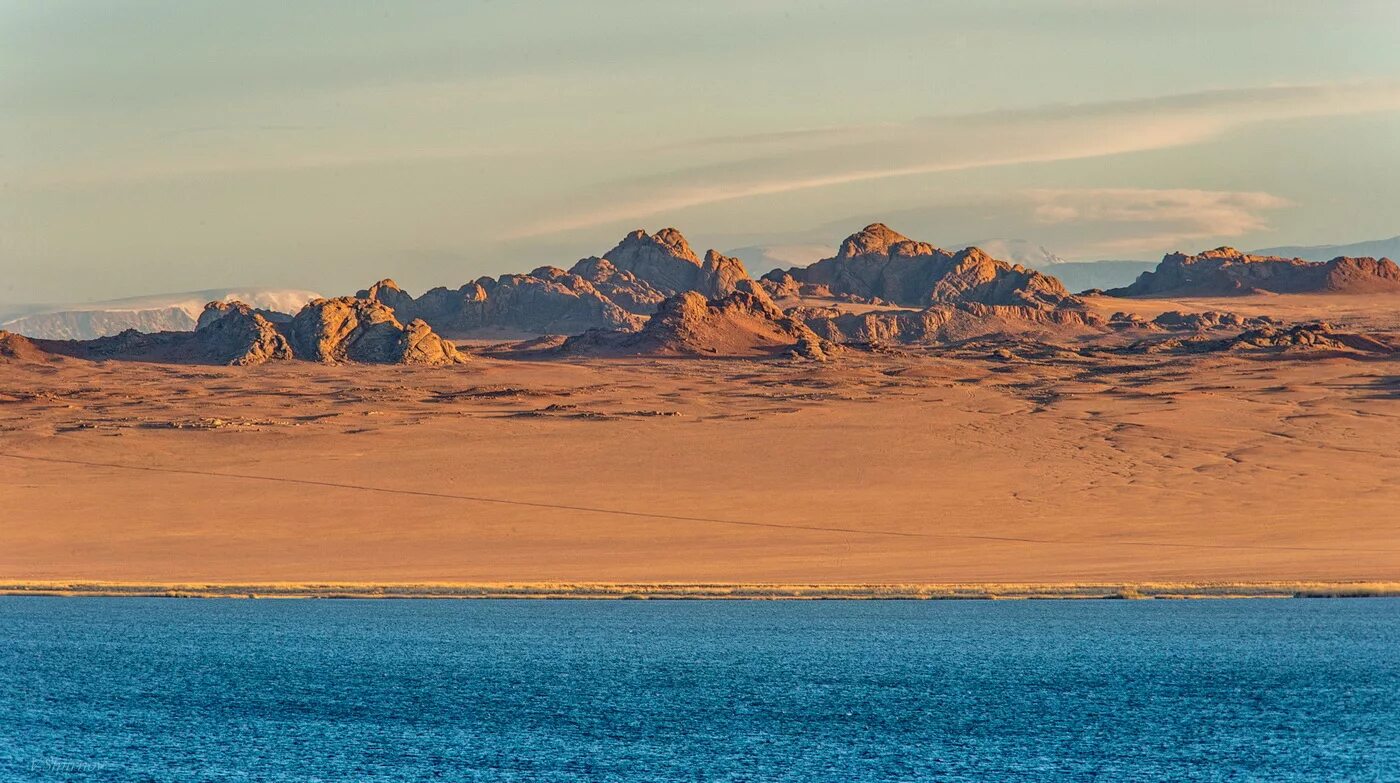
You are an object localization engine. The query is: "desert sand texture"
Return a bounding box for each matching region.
[2,292,1398,588]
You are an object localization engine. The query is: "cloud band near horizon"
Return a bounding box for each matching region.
[504,81,1400,240]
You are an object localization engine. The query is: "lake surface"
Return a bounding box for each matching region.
[0,598,1396,782]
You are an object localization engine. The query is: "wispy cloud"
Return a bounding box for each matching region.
[1024,188,1293,254]
[741,186,1296,263]
[506,81,1400,239]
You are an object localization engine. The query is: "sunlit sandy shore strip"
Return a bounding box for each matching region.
[2,581,1399,600]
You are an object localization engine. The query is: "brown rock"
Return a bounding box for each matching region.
[1150,310,1275,331]
[1136,322,1395,355]
[288,297,465,364]
[354,279,419,321]
[0,330,51,363]
[1106,248,1400,297]
[193,301,294,365]
[797,303,1104,345]
[562,290,832,360]
[572,229,751,299]
[195,300,293,330]
[761,224,1079,310]
[566,257,668,314]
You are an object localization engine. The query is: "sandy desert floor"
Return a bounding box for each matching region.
[2,294,1399,588]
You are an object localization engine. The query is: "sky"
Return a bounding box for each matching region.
[3,0,1399,303]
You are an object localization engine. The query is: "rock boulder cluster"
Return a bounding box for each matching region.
[287,297,464,365]
[5,298,466,367]
[194,302,294,365]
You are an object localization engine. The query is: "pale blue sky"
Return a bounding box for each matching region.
[3,0,1399,301]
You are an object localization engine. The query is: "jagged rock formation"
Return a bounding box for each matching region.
[7,298,463,366]
[413,269,645,335]
[350,230,752,336]
[196,300,294,330]
[797,303,1105,346]
[565,258,667,314]
[193,302,294,365]
[287,297,465,365]
[1106,247,1400,297]
[761,224,1079,310]
[354,279,420,322]
[562,289,831,360]
[571,229,750,299]
[396,318,468,365]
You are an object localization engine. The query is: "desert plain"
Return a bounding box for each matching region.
[3,290,1398,596]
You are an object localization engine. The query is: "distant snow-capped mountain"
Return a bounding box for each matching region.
[1,288,322,340]
[955,239,1066,268]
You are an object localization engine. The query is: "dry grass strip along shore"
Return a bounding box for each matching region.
[2,582,1398,600]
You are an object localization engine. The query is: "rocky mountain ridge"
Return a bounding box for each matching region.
[12,223,1392,365]
[1105,247,1400,297]
[760,224,1080,310]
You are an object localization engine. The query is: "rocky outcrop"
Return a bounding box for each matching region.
[1148,310,1275,331]
[344,230,757,337]
[797,303,1104,346]
[761,224,1079,310]
[572,229,751,299]
[1227,323,1394,353]
[443,269,643,335]
[395,317,469,365]
[287,297,465,365]
[1320,256,1400,291]
[1103,310,1276,332]
[354,279,420,322]
[1106,247,1400,297]
[9,298,462,366]
[0,331,51,362]
[193,302,294,365]
[562,290,832,360]
[195,300,293,330]
[564,258,668,314]
[1136,323,1396,355]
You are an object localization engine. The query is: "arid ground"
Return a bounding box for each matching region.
[3,293,1398,589]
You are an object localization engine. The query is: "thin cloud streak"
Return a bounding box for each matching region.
[505,81,1400,239]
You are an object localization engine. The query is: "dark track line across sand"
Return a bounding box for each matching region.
[5,451,1394,555]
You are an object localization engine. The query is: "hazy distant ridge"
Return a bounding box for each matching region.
[1,288,322,340]
[1252,236,1400,262]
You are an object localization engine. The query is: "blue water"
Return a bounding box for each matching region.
[0,598,1397,782]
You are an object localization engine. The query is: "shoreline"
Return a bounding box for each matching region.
[2,581,1398,600]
